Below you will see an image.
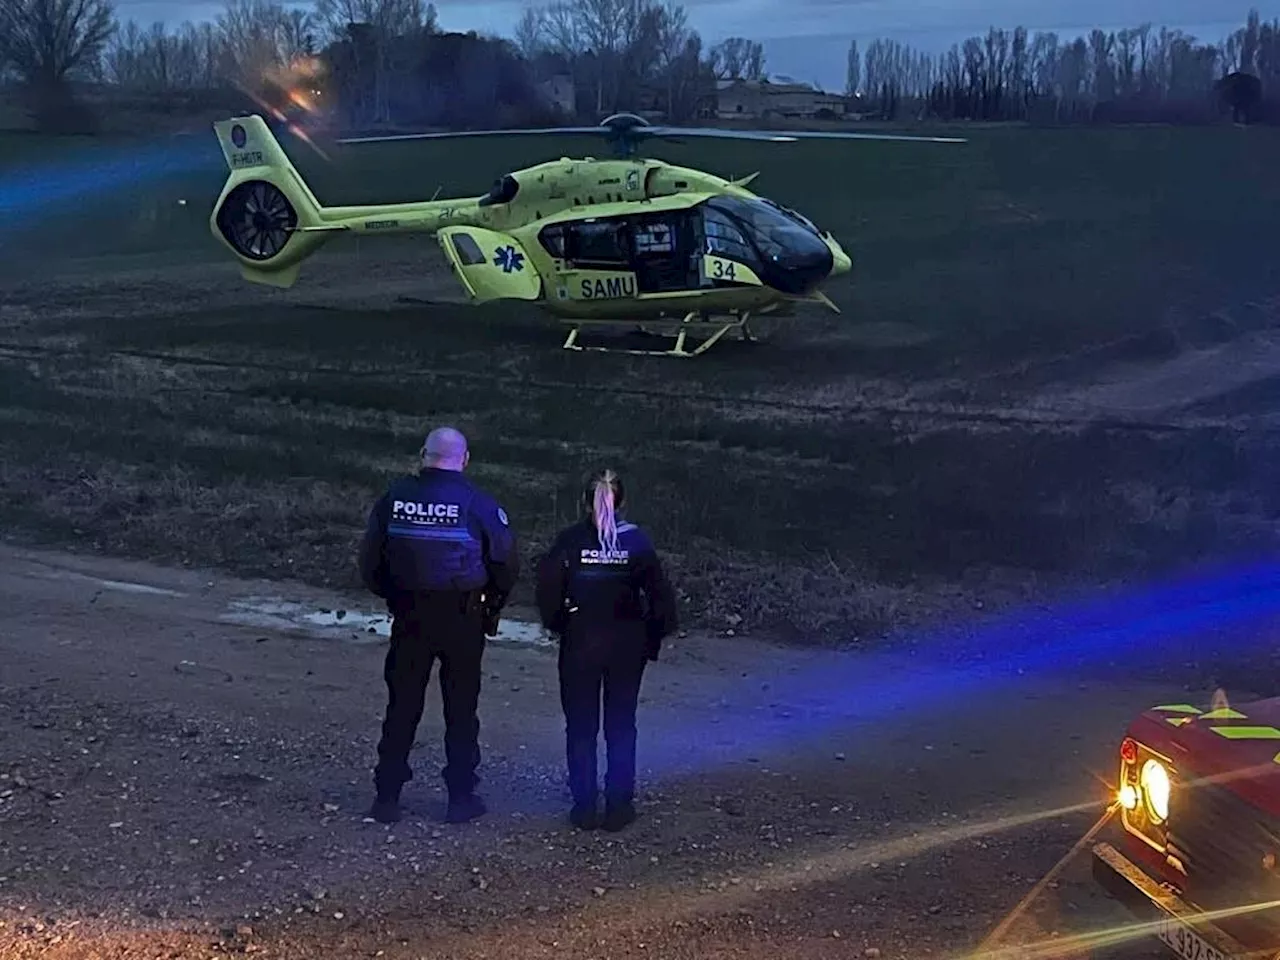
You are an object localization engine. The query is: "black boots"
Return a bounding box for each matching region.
[445,793,487,823]
[369,791,486,824]
[369,795,402,824]
[570,802,602,830]
[570,797,637,832]
[602,799,636,832]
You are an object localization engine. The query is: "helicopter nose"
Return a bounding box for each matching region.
[769,241,833,295]
[825,236,852,277]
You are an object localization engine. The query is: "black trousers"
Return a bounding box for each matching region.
[558,640,647,808]
[374,592,486,801]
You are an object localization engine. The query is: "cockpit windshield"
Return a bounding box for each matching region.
[701,195,833,296]
[763,198,820,235]
[704,196,820,263]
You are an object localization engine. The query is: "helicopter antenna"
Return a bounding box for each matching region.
[431,186,442,200]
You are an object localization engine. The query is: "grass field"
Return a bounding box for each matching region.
[2,121,1280,642]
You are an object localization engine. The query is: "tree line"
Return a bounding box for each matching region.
[845,11,1277,123]
[0,0,1273,132]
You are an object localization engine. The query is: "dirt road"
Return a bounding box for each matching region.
[0,543,1227,959]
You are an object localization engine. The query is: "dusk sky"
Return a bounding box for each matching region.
[114,0,1278,92]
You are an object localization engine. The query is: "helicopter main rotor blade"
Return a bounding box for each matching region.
[336,126,606,145]
[335,120,966,151]
[644,126,967,144]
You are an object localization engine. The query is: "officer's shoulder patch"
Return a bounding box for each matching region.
[497,507,509,526]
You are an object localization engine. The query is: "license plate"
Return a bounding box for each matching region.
[1155,916,1229,960]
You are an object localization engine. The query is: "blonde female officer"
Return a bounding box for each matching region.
[535,469,678,831]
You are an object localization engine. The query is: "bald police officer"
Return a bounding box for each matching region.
[358,426,519,824]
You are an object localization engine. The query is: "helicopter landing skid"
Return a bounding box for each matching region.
[562,311,754,357]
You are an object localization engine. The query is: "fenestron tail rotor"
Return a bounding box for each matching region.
[216,180,299,261]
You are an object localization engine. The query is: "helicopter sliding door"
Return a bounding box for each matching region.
[437,226,542,302]
[541,212,700,299]
[542,219,640,303]
[626,212,699,293]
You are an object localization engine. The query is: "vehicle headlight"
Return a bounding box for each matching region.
[1117,737,1176,853]
[1140,758,1171,823]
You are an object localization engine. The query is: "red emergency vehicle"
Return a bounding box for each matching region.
[1092,698,1280,960]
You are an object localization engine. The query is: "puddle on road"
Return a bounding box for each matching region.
[222,596,556,649]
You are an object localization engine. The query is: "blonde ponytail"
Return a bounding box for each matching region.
[592,470,619,553]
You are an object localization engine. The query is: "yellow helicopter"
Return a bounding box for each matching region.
[209,112,963,357]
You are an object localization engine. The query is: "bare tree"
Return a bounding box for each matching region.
[1241,8,1261,75]
[0,0,115,86]
[103,19,147,86]
[312,0,431,123]
[845,39,859,95]
[709,37,765,80]
[216,0,290,77]
[1007,26,1027,116]
[1027,31,1058,101]
[541,0,584,55]
[982,28,1008,115]
[180,20,224,88]
[1115,28,1141,98]
[665,30,707,120]
[651,2,690,115]
[512,0,707,119]
[102,19,218,92]
[1223,29,1244,73]
[278,7,318,55]
[522,0,656,113]
[311,0,429,46]
[1088,28,1115,100]
[572,0,644,112]
[513,5,547,59]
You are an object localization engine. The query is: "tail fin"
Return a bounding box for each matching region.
[209,115,334,288]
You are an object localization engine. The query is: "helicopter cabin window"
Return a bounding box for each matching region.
[450,232,487,266]
[632,220,675,255]
[538,223,566,259]
[629,215,693,293]
[478,175,519,207]
[700,206,756,266]
[564,220,629,265]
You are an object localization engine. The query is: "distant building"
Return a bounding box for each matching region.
[715,78,851,120]
[628,79,716,121]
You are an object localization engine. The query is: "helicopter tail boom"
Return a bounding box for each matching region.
[210,115,483,286]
